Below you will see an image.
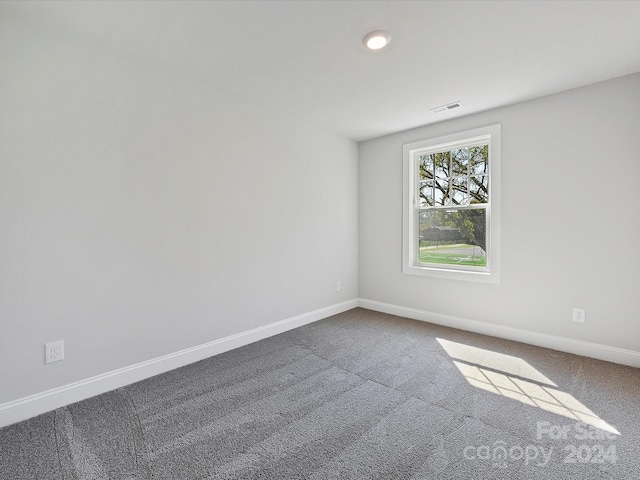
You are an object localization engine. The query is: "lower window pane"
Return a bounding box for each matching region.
[418,209,487,267]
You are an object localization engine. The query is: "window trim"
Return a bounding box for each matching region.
[402,124,501,284]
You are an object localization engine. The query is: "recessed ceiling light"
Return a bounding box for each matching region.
[363,30,391,50]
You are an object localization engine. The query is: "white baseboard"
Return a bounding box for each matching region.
[0,299,359,429]
[359,298,640,368]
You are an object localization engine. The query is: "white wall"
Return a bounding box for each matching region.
[359,73,640,353]
[0,13,358,405]
[2,8,638,416]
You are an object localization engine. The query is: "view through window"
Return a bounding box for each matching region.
[403,124,500,283]
[418,143,489,267]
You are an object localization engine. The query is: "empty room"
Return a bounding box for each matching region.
[1,1,639,479]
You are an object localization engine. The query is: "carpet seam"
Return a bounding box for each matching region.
[52,409,66,480]
[120,387,155,479]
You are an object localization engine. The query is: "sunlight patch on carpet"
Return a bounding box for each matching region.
[437,338,620,436]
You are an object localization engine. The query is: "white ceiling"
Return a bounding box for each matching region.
[5,0,640,141]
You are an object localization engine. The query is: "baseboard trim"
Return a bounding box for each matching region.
[359,298,640,368]
[0,299,358,429]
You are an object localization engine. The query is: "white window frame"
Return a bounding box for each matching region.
[402,124,501,284]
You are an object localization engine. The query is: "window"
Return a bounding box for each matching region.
[403,124,500,283]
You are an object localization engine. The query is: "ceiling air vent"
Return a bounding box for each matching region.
[431,101,462,114]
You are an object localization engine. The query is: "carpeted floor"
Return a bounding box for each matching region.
[1,308,639,479]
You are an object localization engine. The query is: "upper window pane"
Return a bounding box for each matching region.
[470,145,488,175]
[434,180,447,206]
[419,143,489,208]
[419,154,434,178]
[419,180,434,207]
[434,152,450,181]
[451,148,470,176]
[470,175,489,204]
[451,177,469,205]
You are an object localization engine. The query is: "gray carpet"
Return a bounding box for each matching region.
[1,308,639,479]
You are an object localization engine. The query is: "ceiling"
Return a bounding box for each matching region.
[4,0,640,141]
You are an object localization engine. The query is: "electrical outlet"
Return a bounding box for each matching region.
[336,281,342,292]
[572,308,586,324]
[45,340,64,364]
